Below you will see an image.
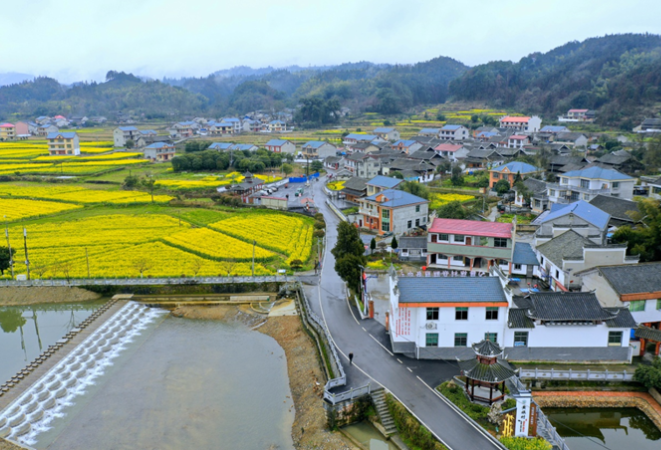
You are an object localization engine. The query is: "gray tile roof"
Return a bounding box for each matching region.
[342,177,368,192]
[459,358,516,383]
[595,263,661,295]
[526,292,617,321]
[604,308,637,328]
[535,230,592,267]
[399,236,427,250]
[363,189,428,208]
[635,326,661,341]
[512,243,539,266]
[508,309,535,329]
[397,277,506,303]
[588,195,640,224]
[473,339,503,357]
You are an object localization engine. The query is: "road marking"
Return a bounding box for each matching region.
[368,333,394,356]
[397,358,403,364]
[361,327,367,332]
[407,367,413,373]
[416,376,502,449]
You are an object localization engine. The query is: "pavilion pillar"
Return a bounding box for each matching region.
[508,262,512,275]
[640,339,646,356]
[489,384,493,403]
[656,342,661,356]
[448,257,451,269]
[469,258,475,271]
[471,381,475,400]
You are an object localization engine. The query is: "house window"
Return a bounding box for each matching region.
[540,256,544,264]
[549,189,556,196]
[454,235,465,243]
[608,331,623,347]
[426,307,439,321]
[555,269,560,279]
[381,222,389,232]
[454,333,467,347]
[612,182,620,189]
[480,236,489,246]
[416,205,420,212]
[453,256,464,261]
[561,178,568,184]
[583,194,590,200]
[455,307,468,320]
[629,300,645,312]
[415,219,420,227]
[408,220,412,229]
[657,299,661,310]
[439,234,449,241]
[580,179,590,188]
[426,333,439,347]
[514,264,522,270]
[484,332,498,343]
[494,238,507,248]
[486,307,499,320]
[438,254,448,260]
[431,234,438,243]
[514,331,528,347]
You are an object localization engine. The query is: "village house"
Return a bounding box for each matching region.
[170,121,197,138]
[489,161,542,188]
[533,230,638,292]
[230,144,259,152]
[301,141,337,159]
[113,126,140,147]
[499,116,542,133]
[344,152,381,178]
[221,117,242,134]
[268,120,286,133]
[392,139,422,154]
[208,143,233,151]
[37,124,58,137]
[434,143,469,162]
[510,242,540,277]
[554,132,588,148]
[0,123,16,141]
[633,118,661,133]
[418,128,440,137]
[208,121,234,136]
[547,166,635,203]
[365,175,403,196]
[373,127,400,141]
[134,131,166,149]
[324,156,342,170]
[588,195,641,227]
[357,189,429,235]
[229,171,264,203]
[351,141,384,154]
[47,131,80,156]
[14,122,31,139]
[578,263,661,356]
[540,125,570,135]
[643,175,661,199]
[594,150,644,174]
[264,139,296,154]
[533,200,611,245]
[398,236,428,262]
[143,142,176,162]
[438,124,469,141]
[382,158,435,183]
[340,177,368,202]
[463,148,504,171]
[426,219,514,272]
[513,177,548,212]
[507,135,529,149]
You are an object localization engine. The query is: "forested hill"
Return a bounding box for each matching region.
[449,34,661,127]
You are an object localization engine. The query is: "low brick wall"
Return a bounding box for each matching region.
[533,391,661,431]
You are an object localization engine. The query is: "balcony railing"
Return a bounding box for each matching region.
[547,183,611,196]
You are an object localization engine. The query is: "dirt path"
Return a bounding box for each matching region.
[172,304,354,450]
[0,286,101,306]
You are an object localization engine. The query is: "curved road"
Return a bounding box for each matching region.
[309,177,503,450]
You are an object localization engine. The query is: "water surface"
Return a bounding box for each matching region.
[0,301,104,384]
[546,407,661,450]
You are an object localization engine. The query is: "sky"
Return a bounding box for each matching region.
[1,0,660,83]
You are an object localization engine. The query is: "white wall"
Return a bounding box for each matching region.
[504,323,630,349]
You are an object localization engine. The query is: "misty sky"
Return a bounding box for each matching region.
[1,0,660,83]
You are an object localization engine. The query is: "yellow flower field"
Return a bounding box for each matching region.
[0,185,173,204]
[156,179,225,189]
[0,198,83,220]
[430,193,475,209]
[33,153,142,162]
[3,209,314,279]
[327,180,345,191]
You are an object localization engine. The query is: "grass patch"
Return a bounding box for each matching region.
[437,381,496,433]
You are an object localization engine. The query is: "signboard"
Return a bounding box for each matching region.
[514,392,532,437]
[395,307,412,337]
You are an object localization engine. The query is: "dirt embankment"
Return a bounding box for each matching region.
[171,304,354,450]
[0,287,101,306]
[0,438,25,450]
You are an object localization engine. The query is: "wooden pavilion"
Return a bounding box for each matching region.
[458,339,517,405]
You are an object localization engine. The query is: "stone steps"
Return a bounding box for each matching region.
[370,388,398,436]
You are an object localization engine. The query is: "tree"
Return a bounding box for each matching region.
[391,171,404,179]
[142,177,157,202]
[125,139,134,150]
[370,237,376,253]
[437,201,469,219]
[633,357,661,390]
[612,198,661,261]
[391,236,398,249]
[399,181,429,199]
[123,174,140,189]
[335,254,365,293]
[644,135,661,172]
[311,160,323,172]
[332,222,366,292]
[450,164,464,186]
[437,160,451,174]
[132,257,152,278]
[0,246,15,276]
[282,163,294,177]
[494,179,511,196]
[514,180,532,206]
[0,309,26,333]
[218,259,237,276]
[436,113,446,121]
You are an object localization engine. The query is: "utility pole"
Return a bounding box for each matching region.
[85,247,90,278]
[4,216,13,279]
[23,227,30,280]
[252,240,255,277]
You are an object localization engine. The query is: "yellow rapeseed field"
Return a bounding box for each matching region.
[0,198,83,220]
[0,185,173,204]
[429,193,475,209]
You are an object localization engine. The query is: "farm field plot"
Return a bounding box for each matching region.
[0,185,173,204]
[429,193,475,209]
[3,208,314,279]
[0,198,83,220]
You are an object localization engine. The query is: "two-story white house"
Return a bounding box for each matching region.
[507,135,529,149]
[373,127,400,141]
[433,143,469,162]
[357,189,429,235]
[499,116,542,133]
[533,200,611,245]
[264,139,296,154]
[439,124,469,141]
[546,166,635,204]
[113,126,140,147]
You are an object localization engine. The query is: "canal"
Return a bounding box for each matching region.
[545,407,661,450]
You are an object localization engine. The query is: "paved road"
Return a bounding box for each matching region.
[309,176,503,450]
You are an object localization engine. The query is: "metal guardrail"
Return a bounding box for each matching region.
[1,275,298,287]
[519,368,634,382]
[324,384,372,404]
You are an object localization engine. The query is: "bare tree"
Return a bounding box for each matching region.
[31,263,48,280]
[218,259,237,277]
[132,257,152,278]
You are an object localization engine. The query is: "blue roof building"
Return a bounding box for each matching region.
[491,161,540,174]
[209,142,233,150]
[358,189,429,235]
[561,166,633,181]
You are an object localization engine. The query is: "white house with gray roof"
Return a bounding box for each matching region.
[533,200,611,246]
[439,124,469,140]
[546,166,635,203]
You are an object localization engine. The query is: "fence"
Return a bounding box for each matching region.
[1,275,297,288]
[289,172,320,183]
[519,368,635,382]
[510,377,571,450]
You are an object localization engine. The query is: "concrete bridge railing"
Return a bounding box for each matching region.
[0,275,305,287]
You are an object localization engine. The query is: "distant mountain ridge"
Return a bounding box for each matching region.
[0,72,34,87]
[1,33,660,125]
